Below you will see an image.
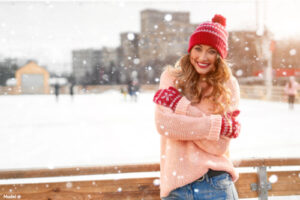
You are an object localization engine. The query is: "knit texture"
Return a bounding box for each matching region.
[153,86,183,111]
[155,69,240,198]
[188,14,228,58]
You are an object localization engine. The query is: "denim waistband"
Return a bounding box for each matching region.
[207,169,227,178]
[197,169,227,182]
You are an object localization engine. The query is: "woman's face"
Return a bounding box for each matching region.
[189,44,218,75]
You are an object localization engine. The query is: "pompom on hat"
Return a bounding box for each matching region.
[188,14,228,58]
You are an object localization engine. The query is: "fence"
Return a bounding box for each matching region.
[0,158,299,200]
[1,84,299,104]
[239,85,300,103]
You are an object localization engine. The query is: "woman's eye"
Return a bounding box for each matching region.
[209,50,216,54]
[195,47,201,51]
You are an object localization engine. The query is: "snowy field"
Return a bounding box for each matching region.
[0,91,300,199]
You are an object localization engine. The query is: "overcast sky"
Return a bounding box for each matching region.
[0,0,299,74]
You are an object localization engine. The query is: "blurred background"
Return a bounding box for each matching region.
[1,0,300,94]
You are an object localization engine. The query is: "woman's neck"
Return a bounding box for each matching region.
[199,75,207,82]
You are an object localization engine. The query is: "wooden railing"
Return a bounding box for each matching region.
[239,85,300,103]
[0,158,299,200]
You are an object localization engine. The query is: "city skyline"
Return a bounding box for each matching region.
[0,0,299,74]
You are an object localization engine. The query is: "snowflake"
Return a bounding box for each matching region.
[160,92,174,102]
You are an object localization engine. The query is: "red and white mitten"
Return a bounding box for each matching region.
[153,86,182,111]
[220,110,241,139]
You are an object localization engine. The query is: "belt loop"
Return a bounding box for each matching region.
[205,173,209,182]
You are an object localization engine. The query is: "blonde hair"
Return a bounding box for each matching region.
[166,54,232,114]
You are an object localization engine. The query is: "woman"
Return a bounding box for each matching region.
[284,76,299,110]
[153,14,241,200]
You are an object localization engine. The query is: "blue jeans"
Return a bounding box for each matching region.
[162,173,238,200]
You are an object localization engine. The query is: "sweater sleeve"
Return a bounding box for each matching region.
[227,76,240,111]
[154,69,222,141]
[194,76,241,156]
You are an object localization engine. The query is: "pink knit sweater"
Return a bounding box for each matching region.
[155,69,240,198]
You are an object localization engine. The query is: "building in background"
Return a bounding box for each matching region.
[100,47,120,84]
[71,9,199,85]
[0,58,20,86]
[70,8,300,86]
[139,9,196,64]
[119,32,140,83]
[228,31,265,78]
[138,9,197,83]
[72,48,122,85]
[72,49,102,85]
[15,61,50,94]
[120,32,140,69]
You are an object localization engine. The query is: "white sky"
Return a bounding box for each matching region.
[0,0,299,74]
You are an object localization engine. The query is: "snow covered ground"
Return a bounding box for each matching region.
[0,91,300,199]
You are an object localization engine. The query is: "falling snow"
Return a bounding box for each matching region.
[289,49,296,56]
[269,175,278,183]
[153,179,160,186]
[164,14,172,22]
[236,69,243,77]
[66,182,73,188]
[283,71,287,76]
[127,33,135,41]
[133,58,140,65]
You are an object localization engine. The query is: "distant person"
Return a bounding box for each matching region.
[131,79,140,102]
[284,76,299,110]
[127,79,138,102]
[120,86,127,101]
[70,83,75,101]
[54,83,60,102]
[127,79,133,98]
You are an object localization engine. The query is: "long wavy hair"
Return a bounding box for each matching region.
[166,53,232,114]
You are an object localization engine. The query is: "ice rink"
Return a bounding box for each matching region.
[1,91,299,170]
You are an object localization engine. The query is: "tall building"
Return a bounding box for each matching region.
[138,9,197,83]
[228,31,263,78]
[139,9,196,65]
[120,32,140,68]
[118,32,140,83]
[101,47,120,84]
[72,49,102,84]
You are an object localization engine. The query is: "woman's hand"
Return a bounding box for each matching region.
[220,110,241,138]
[153,86,183,112]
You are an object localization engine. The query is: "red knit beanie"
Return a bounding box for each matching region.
[188,14,228,58]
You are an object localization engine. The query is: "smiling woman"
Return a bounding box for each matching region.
[189,44,218,75]
[153,14,241,200]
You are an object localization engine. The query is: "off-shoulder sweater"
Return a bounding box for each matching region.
[155,69,241,198]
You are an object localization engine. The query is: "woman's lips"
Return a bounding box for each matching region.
[197,62,210,69]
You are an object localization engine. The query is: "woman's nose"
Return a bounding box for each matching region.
[197,52,208,62]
